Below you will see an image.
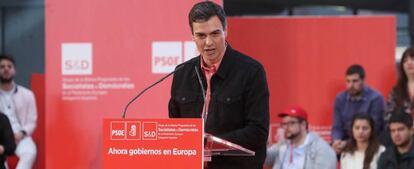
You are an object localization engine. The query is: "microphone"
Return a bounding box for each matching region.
[194,66,208,123]
[122,64,184,119]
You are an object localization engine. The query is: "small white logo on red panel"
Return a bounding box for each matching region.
[61,43,93,75]
[151,41,198,74]
[142,122,158,140]
[126,121,141,140]
[110,121,126,140]
[184,41,198,62]
[152,41,182,74]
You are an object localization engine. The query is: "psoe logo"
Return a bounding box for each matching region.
[61,43,93,75]
[151,41,198,74]
[110,121,126,140]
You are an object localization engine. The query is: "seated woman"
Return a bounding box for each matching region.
[340,113,385,169]
[382,47,414,146]
[386,47,414,121]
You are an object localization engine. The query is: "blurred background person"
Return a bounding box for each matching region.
[340,113,385,169]
[332,64,385,154]
[386,47,414,120]
[0,55,37,169]
[265,106,336,169]
[0,113,15,169]
[383,47,414,146]
[378,111,414,169]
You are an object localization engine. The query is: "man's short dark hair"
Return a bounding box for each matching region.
[346,64,365,80]
[0,54,16,66]
[389,111,413,128]
[188,1,227,33]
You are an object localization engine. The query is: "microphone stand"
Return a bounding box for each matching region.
[121,64,184,119]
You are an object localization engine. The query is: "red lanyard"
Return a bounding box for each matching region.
[289,143,294,164]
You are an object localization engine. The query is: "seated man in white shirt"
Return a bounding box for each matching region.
[265,105,336,169]
[0,55,37,169]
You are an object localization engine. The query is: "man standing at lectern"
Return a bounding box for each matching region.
[168,1,270,169]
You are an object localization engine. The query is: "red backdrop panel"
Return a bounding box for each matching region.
[46,1,395,168]
[45,1,220,169]
[227,16,396,142]
[31,74,45,169]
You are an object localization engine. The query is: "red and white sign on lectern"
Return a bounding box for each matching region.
[103,118,255,169]
[103,118,204,169]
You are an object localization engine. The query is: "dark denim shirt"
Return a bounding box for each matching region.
[331,86,385,140]
[169,45,270,169]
